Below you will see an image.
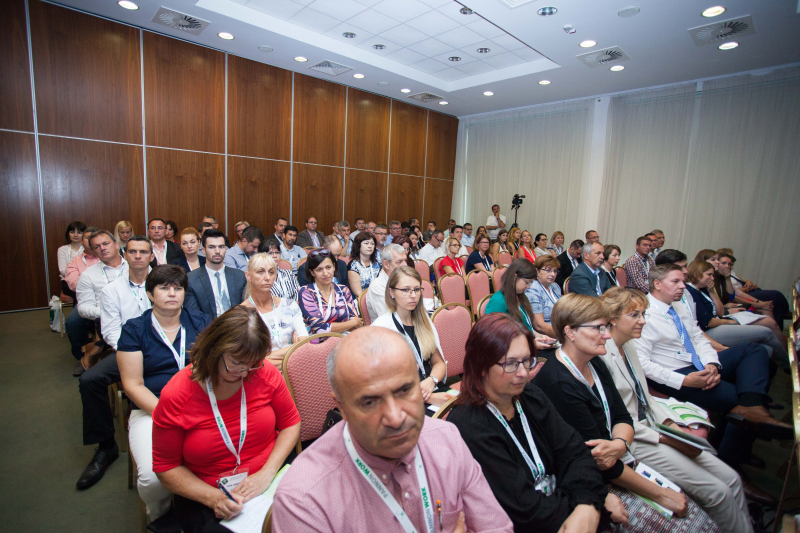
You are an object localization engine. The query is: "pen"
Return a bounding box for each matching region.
[217,480,237,503]
[436,500,442,532]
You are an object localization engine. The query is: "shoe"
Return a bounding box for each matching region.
[744,454,766,469]
[741,477,777,506]
[729,405,794,440]
[76,443,119,490]
[72,362,86,377]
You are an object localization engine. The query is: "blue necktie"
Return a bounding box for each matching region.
[667,307,704,371]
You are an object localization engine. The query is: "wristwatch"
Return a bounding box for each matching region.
[431,376,439,385]
[707,362,722,371]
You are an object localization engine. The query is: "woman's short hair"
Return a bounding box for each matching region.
[716,248,734,257]
[602,244,621,261]
[66,221,87,243]
[534,233,547,244]
[234,220,250,231]
[306,249,336,281]
[500,259,537,325]
[694,249,717,262]
[534,255,559,271]
[445,237,461,255]
[113,220,132,246]
[258,239,281,254]
[191,306,271,384]
[180,227,200,240]
[550,231,564,244]
[599,287,649,320]
[550,293,611,344]
[455,314,536,408]
[244,253,277,298]
[350,231,378,262]
[145,265,188,294]
[165,220,178,235]
[473,235,490,248]
[687,260,714,284]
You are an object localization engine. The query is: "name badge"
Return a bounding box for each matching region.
[218,468,249,491]
[534,474,557,495]
[675,350,692,363]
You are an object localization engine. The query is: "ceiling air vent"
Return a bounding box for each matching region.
[688,15,755,46]
[408,92,445,103]
[576,46,631,68]
[308,60,353,76]
[496,0,537,8]
[151,7,210,35]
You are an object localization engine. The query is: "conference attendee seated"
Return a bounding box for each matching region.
[547,231,564,258]
[298,248,361,335]
[507,227,521,256]
[296,216,324,248]
[272,327,513,532]
[650,230,665,259]
[366,221,377,235]
[296,236,348,287]
[465,235,494,275]
[279,225,307,275]
[622,236,655,293]
[533,233,549,258]
[654,249,700,321]
[444,218,456,238]
[170,227,206,272]
[418,229,445,265]
[569,242,612,297]
[389,234,416,268]
[598,288,752,528]
[422,220,435,242]
[634,264,791,471]
[534,294,719,531]
[438,237,467,279]
[555,239,583,290]
[117,265,211,523]
[240,253,308,368]
[371,266,450,407]
[717,252,787,334]
[601,245,621,288]
[719,249,789,326]
[515,231,537,262]
[148,218,183,266]
[448,225,469,256]
[585,230,600,244]
[114,220,133,253]
[335,220,352,256]
[165,221,178,243]
[461,223,475,247]
[486,203,507,241]
[448,314,618,533]
[259,241,301,302]
[65,227,101,374]
[152,307,301,533]
[272,217,287,244]
[527,255,562,338]
[373,224,388,252]
[406,231,421,259]
[185,230,246,319]
[232,220,249,245]
[385,220,401,244]
[223,226,263,271]
[58,221,86,299]
[365,244,407,322]
[350,217,365,239]
[196,222,214,256]
[490,229,511,264]
[474,225,488,244]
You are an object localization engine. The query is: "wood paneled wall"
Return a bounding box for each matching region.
[0,0,458,311]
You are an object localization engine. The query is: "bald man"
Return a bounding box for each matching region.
[273,328,511,533]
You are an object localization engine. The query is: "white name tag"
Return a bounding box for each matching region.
[675,350,692,363]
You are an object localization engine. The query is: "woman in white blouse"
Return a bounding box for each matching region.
[58,221,86,296]
[241,253,309,369]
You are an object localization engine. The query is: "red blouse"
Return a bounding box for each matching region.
[520,246,536,263]
[438,256,466,277]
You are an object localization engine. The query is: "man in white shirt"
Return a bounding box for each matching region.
[461,223,474,247]
[486,205,506,241]
[418,230,446,265]
[366,244,407,322]
[224,226,263,271]
[281,226,307,275]
[350,218,365,240]
[77,231,129,324]
[385,220,401,244]
[147,218,183,266]
[449,226,469,257]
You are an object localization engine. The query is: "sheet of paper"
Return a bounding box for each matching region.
[726,311,762,326]
[219,494,273,533]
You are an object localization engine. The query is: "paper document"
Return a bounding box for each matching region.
[633,463,682,519]
[725,311,763,326]
[654,423,717,455]
[219,464,290,533]
[653,397,712,428]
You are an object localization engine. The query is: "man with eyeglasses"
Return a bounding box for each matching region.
[569,242,612,297]
[385,220,401,244]
[185,229,247,318]
[373,224,388,252]
[296,216,325,248]
[419,230,446,266]
[366,244,408,323]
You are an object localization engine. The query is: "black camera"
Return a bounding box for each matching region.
[511,194,525,209]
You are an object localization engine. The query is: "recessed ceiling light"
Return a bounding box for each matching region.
[460,7,473,15]
[610,65,625,71]
[373,44,386,50]
[439,101,448,105]
[477,47,490,54]
[449,56,461,62]
[343,32,357,39]
[353,73,365,79]
[218,32,234,40]
[258,45,273,53]
[483,91,494,96]
[294,56,308,62]
[618,6,640,18]
[718,41,738,50]
[378,82,390,86]
[538,6,557,16]
[579,40,597,48]
[539,80,551,85]
[117,1,138,9]
[702,6,726,17]
[401,88,411,93]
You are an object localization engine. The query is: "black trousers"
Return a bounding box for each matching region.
[78,353,119,445]
[174,495,232,533]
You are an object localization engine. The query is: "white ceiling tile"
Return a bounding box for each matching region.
[511,47,544,62]
[435,26,484,49]
[372,0,432,23]
[357,35,402,55]
[324,23,374,44]
[431,49,477,66]
[378,24,428,47]
[464,17,505,39]
[346,8,401,34]
[413,58,449,73]
[482,52,525,68]
[436,1,472,23]
[307,0,368,20]
[353,0,382,5]
[407,38,452,57]
[418,0,451,7]
[432,67,469,81]
[459,40,507,60]
[386,47,427,65]
[404,10,460,37]
[288,8,341,32]
[454,61,496,76]
[489,33,526,51]
[246,0,304,20]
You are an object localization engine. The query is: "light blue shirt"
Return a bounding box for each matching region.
[337,235,353,255]
[281,243,307,274]
[223,244,250,271]
[461,234,474,247]
[586,264,602,296]
[526,280,562,324]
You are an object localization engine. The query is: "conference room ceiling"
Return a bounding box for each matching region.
[52,0,800,117]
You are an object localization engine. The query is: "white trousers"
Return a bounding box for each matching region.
[129,409,172,520]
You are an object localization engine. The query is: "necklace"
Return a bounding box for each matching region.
[155,317,181,332]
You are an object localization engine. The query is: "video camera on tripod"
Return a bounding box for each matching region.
[510,194,525,228]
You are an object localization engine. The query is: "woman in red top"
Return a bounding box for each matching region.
[438,237,467,279]
[516,230,537,263]
[152,306,301,532]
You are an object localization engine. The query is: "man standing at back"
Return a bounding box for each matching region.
[622,236,655,293]
[185,229,246,318]
[297,216,324,248]
[148,218,183,266]
[224,226,263,271]
[273,327,512,533]
[486,205,506,241]
[555,239,584,290]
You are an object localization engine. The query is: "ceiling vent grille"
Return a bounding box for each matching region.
[151,7,210,35]
[688,15,755,46]
[308,60,353,76]
[576,46,631,68]
[496,0,537,8]
[408,92,445,103]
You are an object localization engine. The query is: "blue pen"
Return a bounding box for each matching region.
[217,480,237,503]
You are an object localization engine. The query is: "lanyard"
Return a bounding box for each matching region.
[206,378,247,471]
[249,295,283,348]
[392,313,426,377]
[561,350,611,434]
[362,260,376,284]
[640,256,650,274]
[486,401,546,484]
[343,423,434,533]
[480,253,491,271]
[151,314,186,370]
[520,307,533,331]
[314,283,336,322]
[129,281,151,313]
[537,280,558,305]
[602,267,620,287]
[619,346,653,426]
[687,284,714,307]
[451,258,463,276]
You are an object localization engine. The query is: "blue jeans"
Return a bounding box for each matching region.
[65,308,95,361]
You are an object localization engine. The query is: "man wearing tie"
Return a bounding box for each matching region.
[184,230,246,318]
[568,242,612,296]
[555,239,584,290]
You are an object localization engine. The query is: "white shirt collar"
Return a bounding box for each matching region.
[647,293,671,313]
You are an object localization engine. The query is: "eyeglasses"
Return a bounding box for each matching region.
[496,357,538,373]
[309,248,331,260]
[391,287,422,295]
[575,324,609,334]
[222,355,265,374]
[540,268,557,274]
[519,278,534,287]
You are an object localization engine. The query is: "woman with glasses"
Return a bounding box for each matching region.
[241,253,308,369]
[347,231,381,298]
[371,266,450,407]
[533,233,549,258]
[117,265,211,523]
[438,237,467,279]
[170,227,206,272]
[465,235,494,275]
[152,306,301,532]
[598,288,750,531]
[547,231,565,258]
[601,245,622,288]
[297,248,361,335]
[534,294,719,533]
[258,240,300,302]
[448,313,620,533]
[527,256,562,338]
[490,229,511,264]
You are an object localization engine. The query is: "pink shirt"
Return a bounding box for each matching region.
[273,417,512,533]
[151,241,167,265]
[64,253,100,291]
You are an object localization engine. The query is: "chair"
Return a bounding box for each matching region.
[127,449,148,533]
[476,294,492,319]
[433,257,445,286]
[109,382,130,453]
[498,252,513,266]
[282,333,344,453]
[615,266,627,288]
[432,303,473,389]
[431,395,459,420]
[439,273,467,307]
[59,293,74,338]
[303,246,316,251]
[414,259,430,281]
[277,259,292,271]
[343,256,353,265]
[262,506,273,533]
[297,257,307,272]
[421,279,435,300]
[466,270,491,319]
[358,290,371,325]
[563,276,570,294]
[465,246,473,255]
[528,360,545,381]
[492,266,506,292]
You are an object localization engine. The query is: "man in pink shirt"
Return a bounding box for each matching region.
[273,328,512,533]
[65,227,101,375]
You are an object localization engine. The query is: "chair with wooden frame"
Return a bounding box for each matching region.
[433,257,445,286]
[497,252,513,266]
[127,449,148,533]
[262,506,273,533]
[431,303,473,390]
[413,259,430,282]
[282,333,345,454]
[431,395,459,420]
[439,273,467,307]
[59,293,74,337]
[109,382,130,453]
[492,265,507,292]
[466,270,491,319]
[465,246,473,255]
[358,290,371,326]
[277,259,292,271]
[615,266,627,288]
[563,276,571,294]
[476,294,492,320]
[421,279,435,301]
[297,257,307,273]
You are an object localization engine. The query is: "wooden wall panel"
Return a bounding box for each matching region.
[389,101,427,177]
[0,0,33,133]
[30,1,141,143]
[227,156,290,243]
[146,148,224,234]
[40,136,144,296]
[387,174,424,225]
[293,74,345,167]
[0,132,46,309]
[346,89,390,172]
[228,56,292,160]
[143,32,224,153]
[292,164,343,235]
[423,178,454,230]
[344,169,387,226]
[425,111,458,180]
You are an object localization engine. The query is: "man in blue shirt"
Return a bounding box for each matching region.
[224,226,263,271]
[281,226,308,275]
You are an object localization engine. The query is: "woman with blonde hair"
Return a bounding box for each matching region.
[547,231,565,258]
[507,227,521,255]
[170,227,205,272]
[114,220,133,252]
[516,230,537,262]
[438,236,467,278]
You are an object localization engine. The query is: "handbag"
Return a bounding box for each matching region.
[321,407,342,435]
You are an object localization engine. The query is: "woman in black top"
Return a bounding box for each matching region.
[448,313,623,533]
